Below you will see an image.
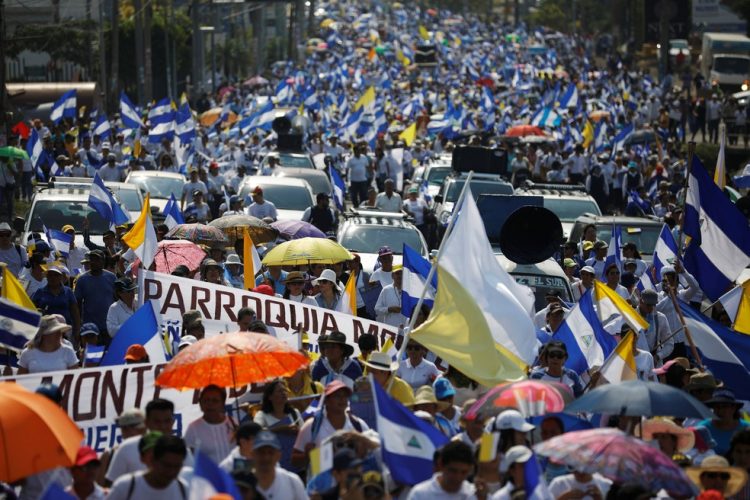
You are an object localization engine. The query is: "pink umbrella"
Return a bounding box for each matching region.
[152,239,206,274]
[466,380,572,418]
[534,428,698,497]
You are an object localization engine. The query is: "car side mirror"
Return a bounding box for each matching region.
[434,195,443,203]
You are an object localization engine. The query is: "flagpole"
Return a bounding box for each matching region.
[666,286,704,370]
[675,141,695,258]
[391,171,475,372]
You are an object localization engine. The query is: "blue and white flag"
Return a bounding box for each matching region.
[628,190,652,216]
[84,344,105,365]
[253,104,277,132]
[551,290,617,374]
[175,102,196,145]
[371,376,449,485]
[680,301,750,400]
[93,113,111,140]
[558,83,578,109]
[733,164,750,189]
[0,298,42,351]
[120,92,144,129]
[600,225,621,281]
[610,124,634,156]
[684,156,750,301]
[50,90,77,124]
[593,122,608,152]
[189,451,242,500]
[524,453,554,500]
[652,224,678,281]
[274,80,294,104]
[100,301,166,366]
[148,98,175,143]
[402,244,436,319]
[88,173,131,226]
[43,225,73,258]
[26,128,43,170]
[636,267,657,292]
[329,166,346,212]
[530,107,560,128]
[163,193,185,229]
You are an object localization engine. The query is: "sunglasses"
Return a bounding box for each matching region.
[547,351,565,359]
[702,472,731,480]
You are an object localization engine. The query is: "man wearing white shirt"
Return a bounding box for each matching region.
[375,266,407,327]
[180,169,208,209]
[245,186,278,221]
[567,145,589,184]
[374,179,403,212]
[253,431,307,500]
[99,154,124,182]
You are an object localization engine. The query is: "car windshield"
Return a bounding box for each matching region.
[714,57,750,75]
[128,176,185,199]
[445,179,513,202]
[239,184,313,210]
[274,153,314,169]
[544,198,601,221]
[596,225,662,255]
[511,273,572,311]
[28,200,110,234]
[426,167,451,186]
[340,226,424,254]
[111,188,142,212]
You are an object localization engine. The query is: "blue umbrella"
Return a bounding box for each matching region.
[564,380,714,419]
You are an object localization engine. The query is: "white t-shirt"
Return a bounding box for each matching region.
[407,473,477,499]
[548,473,613,500]
[347,156,370,182]
[369,269,392,287]
[183,417,235,465]
[257,466,308,500]
[375,192,403,212]
[106,435,195,483]
[18,346,78,373]
[398,358,441,391]
[182,181,208,205]
[246,201,278,221]
[403,198,427,225]
[107,471,187,500]
[293,414,370,450]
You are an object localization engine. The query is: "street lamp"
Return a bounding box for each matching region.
[199,26,216,94]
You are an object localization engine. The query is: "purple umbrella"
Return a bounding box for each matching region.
[271,220,326,240]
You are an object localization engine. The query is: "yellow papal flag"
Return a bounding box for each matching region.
[243,228,262,290]
[1,265,36,310]
[354,86,375,111]
[418,25,430,40]
[582,120,594,149]
[335,273,358,316]
[398,122,417,147]
[598,331,637,384]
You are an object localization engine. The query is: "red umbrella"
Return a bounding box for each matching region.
[132,239,207,274]
[506,125,546,137]
[466,380,573,418]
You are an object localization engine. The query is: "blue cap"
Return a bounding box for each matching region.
[34,241,51,253]
[333,448,363,471]
[433,378,456,400]
[80,322,100,336]
[35,383,62,404]
[252,430,281,450]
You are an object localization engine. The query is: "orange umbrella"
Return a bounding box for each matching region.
[199,107,238,127]
[506,124,546,137]
[589,110,611,122]
[156,332,310,390]
[0,382,84,482]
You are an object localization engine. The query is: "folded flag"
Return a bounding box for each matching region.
[43,225,73,258]
[597,331,637,384]
[1,266,36,311]
[552,289,617,374]
[652,224,678,281]
[122,194,158,270]
[0,297,42,351]
[88,172,131,226]
[84,344,105,365]
[684,155,750,301]
[120,92,144,129]
[163,193,185,230]
[329,166,346,212]
[189,451,242,500]
[100,301,165,366]
[401,244,436,319]
[680,301,750,400]
[371,377,449,485]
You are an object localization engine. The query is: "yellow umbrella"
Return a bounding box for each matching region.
[262,237,353,266]
[320,18,335,28]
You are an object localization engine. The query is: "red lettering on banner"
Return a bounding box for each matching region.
[320,312,339,335]
[162,283,186,315]
[216,290,237,321]
[73,370,100,421]
[191,287,212,318]
[265,299,289,330]
[143,278,161,302]
[129,365,151,408]
[242,295,262,319]
[101,369,128,418]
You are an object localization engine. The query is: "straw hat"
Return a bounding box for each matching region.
[38,314,72,336]
[407,386,451,411]
[637,418,695,453]
[686,455,748,497]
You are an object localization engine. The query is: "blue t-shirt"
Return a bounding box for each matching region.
[256,270,288,296]
[74,270,117,333]
[698,419,750,456]
[311,358,363,388]
[32,286,77,326]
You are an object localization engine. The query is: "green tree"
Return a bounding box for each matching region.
[6,20,97,69]
[721,0,750,33]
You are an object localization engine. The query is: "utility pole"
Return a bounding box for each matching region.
[164,0,172,100]
[191,0,201,99]
[0,0,9,141]
[86,0,93,81]
[134,0,145,104]
[98,0,108,108]
[144,1,153,102]
[110,0,119,112]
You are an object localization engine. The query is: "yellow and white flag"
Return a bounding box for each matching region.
[122,194,157,270]
[594,281,648,333]
[598,331,637,384]
[335,273,357,316]
[1,266,36,310]
[243,228,262,290]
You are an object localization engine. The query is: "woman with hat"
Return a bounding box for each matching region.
[201,258,228,286]
[311,331,362,388]
[686,455,749,498]
[18,314,79,374]
[20,252,47,297]
[699,390,750,455]
[361,351,414,405]
[106,277,137,337]
[282,271,317,306]
[637,417,696,457]
[408,385,456,437]
[223,253,244,289]
[313,268,342,310]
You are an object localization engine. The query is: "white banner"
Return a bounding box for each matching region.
[0,363,238,453]
[138,270,399,353]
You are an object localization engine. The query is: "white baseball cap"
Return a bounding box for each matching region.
[500,445,533,473]
[486,409,535,433]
